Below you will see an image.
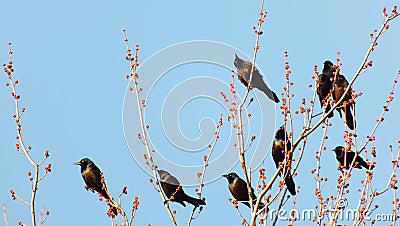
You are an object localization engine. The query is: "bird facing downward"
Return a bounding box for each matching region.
[234,54,280,103]
[332,146,375,170]
[158,170,206,207]
[222,172,264,209]
[271,126,297,195]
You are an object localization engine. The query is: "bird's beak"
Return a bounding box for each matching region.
[222,174,228,178]
[73,161,81,165]
[235,54,238,59]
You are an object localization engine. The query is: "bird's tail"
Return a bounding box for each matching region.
[272,91,280,103]
[183,194,206,207]
[345,104,354,130]
[360,160,375,170]
[255,77,280,103]
[101,189,119,216]
[100,190,110,200]
[284,174,297,196]
[242,200,265,210]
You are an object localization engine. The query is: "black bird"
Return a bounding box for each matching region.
[222,172,264,209]
[271,126,297,195]
[74,158,117,215]
[234,54,280,103]
[332,72,355,130]
[332,146,375,170]
[316,61,335,118]
[157,170,206,207]
[74,158,111,200]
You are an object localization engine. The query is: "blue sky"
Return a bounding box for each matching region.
[1,1,399,225]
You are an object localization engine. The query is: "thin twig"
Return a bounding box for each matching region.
[291,11,400,159]
[187,115,223,226]
[234,0,267,220]
[271,189,287,226]
[3,43,51,226]
[123,30,177,226]
[330,69,399,225]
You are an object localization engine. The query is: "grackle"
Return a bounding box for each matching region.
[332,72,355,130]
[316,61,335,118]
[222,172,264,209]
[332,146,375,170]
[74,158,111,199]
[158,170,206,207]
[271,126,297,195]
[234,54,280,103]
[74,158,117,215]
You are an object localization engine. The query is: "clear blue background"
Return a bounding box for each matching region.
[1,1,399,225]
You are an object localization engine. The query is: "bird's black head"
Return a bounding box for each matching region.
[157,170,169,179]
[332,146,344,156]
[275,125,286,141]
[322,60,335,74]
[74,158,94,171]
[323,60,334,67]
[157,169,180,185]
[234,54,242,68]
[222,172,239,184]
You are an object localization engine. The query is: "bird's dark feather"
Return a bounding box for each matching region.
[333,146,375,170]
[272,126,296,195]
[158,170,206,207]
[234,55,280,103]
[223,172,264,209]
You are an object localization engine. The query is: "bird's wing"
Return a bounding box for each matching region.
[343,151,357,167]
[251,69,279,103]
[316,74,324,106]
[230,179,251,201]
[237,63,252,81]
[334,75,350,99]
[82,166,104,191]
[339,74,349,86]
[356,156,368,168]
[317,74,332,106]
[237,62,279,103]
[272,140,285,167]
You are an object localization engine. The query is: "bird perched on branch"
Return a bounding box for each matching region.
[332,146,375,170]
[74,158,111,199]
[74,158,117,215]
[316,60,355,130]
[271,126,297,195]
[234,54,280,103]
[222,172,265,209]
[157,170,206,207]
[316,61,335,118]
[332,71,355,130]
